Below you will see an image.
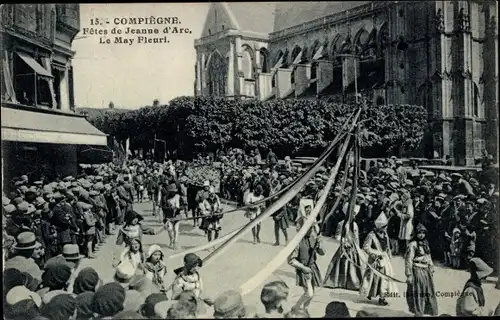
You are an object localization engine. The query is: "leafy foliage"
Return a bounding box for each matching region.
[82,97,426,159]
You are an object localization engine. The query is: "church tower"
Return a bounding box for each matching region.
[194,3,275,99]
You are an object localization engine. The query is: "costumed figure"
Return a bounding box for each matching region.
[271,181,289,246]
[199,186,223,245]
[161,183,181,249]
[456,258,494,316]
[114,207,163,249]
[171,253,211,315]
[405,223,438,316]
[194,181,210,227]
[144,244,168,293]
[287,215,325,312]
[297,182,320,236]
[323,203,363,291]
[245,184,265,244]
[359,213,398,306]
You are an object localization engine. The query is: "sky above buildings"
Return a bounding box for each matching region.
[72,3,209,109]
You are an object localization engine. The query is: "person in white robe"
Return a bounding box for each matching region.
[359,213,398,306]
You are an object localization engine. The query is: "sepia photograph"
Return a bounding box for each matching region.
[1,1,499,318]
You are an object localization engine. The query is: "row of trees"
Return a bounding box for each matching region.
[82,96,427,160]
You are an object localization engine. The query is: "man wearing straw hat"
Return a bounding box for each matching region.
[4,231,43,283]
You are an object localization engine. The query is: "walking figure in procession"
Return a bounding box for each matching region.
[271,180,289,246]
[245,184,265,244]
[161,182,181,250]
[323,201,363,291]
[297,181,320,235]
[288,215,324,312]
[194,181,210,227]
[359,212,398,306]
[199,186,223,248]
[405,223,438,316]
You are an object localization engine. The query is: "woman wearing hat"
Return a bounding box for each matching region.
[359,213,398,306]
[199,186,223,246]
[456,257,494,316]
[115,210,145,248]
[244,184,265,244]
[404,224,438,316]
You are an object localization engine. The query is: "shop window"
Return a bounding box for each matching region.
[13,53,54,108]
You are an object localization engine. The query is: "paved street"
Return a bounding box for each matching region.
[77,200,500,317]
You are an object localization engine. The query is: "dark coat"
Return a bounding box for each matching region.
[51,201,78,244]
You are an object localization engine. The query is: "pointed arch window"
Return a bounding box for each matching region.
[311,61,318,79]
[241,48,253,79]
[259,48,270,73]
[473,82,480,117]
[207,51,227,97]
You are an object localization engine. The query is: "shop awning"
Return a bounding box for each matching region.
[1,106,107,146]
[16,52,53,78]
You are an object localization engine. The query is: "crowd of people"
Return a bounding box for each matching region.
[2,147,500,319]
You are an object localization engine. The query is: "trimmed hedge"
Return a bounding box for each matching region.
[84,96,426,159]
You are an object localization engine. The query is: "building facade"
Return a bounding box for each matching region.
[194,1,499,166]
[1,4,107,184]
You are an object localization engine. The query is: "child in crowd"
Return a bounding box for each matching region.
[450,227,463,269]
[144,244,167,293]
[260,280,289,318]
[113,238,145,274]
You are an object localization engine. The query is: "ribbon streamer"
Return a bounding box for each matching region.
[339,130,406,284]
[320,151,351,230]
[239,132,353,296]
[169,112,357,260]
[169,112,356,223]
[201,109,361,267]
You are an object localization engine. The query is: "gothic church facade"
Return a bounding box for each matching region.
[194,1,498,165]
